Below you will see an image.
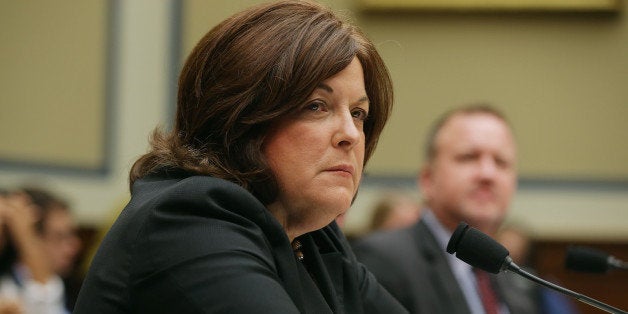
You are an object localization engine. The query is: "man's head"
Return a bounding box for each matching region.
[419,105,517,235]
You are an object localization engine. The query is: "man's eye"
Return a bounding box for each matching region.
[457,154,476,162]
[495,157,510,169]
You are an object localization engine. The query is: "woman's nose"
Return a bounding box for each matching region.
[333,112,361,148]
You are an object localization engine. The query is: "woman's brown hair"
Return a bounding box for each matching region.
[129,0,393,204]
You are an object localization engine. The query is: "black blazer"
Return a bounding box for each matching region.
[353,220,541,314]
[74,170,406,314]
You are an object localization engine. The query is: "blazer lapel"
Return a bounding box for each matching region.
[271,235,308,312]
[300,227,366,314]
[301,234,341,313]
[416,221,472,313]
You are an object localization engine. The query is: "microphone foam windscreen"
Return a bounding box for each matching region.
[447,222,509,274]
[565,246,609,273]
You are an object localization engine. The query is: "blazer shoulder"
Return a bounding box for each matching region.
[128,175,288,276]
[133,175,272,227]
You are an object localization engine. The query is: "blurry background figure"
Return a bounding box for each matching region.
[353,105,541,313]
[496,223,580,314]
[0,188,61,314]
[20,187,82,312]
[336,192,420,242]
[20,188,81,280]
[496,223,534,267]
[0,186,81,314]
[368,193,422,233]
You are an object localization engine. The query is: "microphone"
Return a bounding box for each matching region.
[566,245,628,273]
[447,222,628,314]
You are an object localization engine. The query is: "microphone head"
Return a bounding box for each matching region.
[446,222,510,274]
[565,246,610,273]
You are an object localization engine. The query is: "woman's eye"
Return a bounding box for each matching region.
[305,101,325,112]
[307,103,320,111]
[352,108,368,121]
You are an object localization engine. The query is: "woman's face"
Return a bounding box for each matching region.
[42,207,81,276]
[264,57,368,240]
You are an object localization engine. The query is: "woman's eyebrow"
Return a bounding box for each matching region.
[355,96,369,104]
[316,82,333,93]
[316,83,369,104]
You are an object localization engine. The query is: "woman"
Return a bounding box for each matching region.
[74,1,407,313]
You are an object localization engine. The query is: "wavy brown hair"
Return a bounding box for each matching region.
[129,0,393,204]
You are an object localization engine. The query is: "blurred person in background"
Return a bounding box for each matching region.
[0,187,74,314]
[20,187,82,312]
[354,105,543,313]
[496,224,534,268]
[368,193,422,233]
[497,224,579,314]
[336,193,421,244]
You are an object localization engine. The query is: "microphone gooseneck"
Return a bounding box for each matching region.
[446,222,628,314]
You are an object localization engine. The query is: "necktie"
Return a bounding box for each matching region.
[474,268,500,314]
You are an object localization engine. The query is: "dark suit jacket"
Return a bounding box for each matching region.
[353,220,541,314]
[74,170,406,314]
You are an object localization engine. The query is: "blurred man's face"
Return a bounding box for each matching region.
[421,113,517,234]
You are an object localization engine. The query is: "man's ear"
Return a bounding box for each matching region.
[418,164,433,200]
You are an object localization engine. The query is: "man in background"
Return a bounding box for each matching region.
[354,104,541,313]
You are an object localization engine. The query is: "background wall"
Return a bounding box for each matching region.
[0,0,627,242]
[0,1,108,170]
[0,0,173,225]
